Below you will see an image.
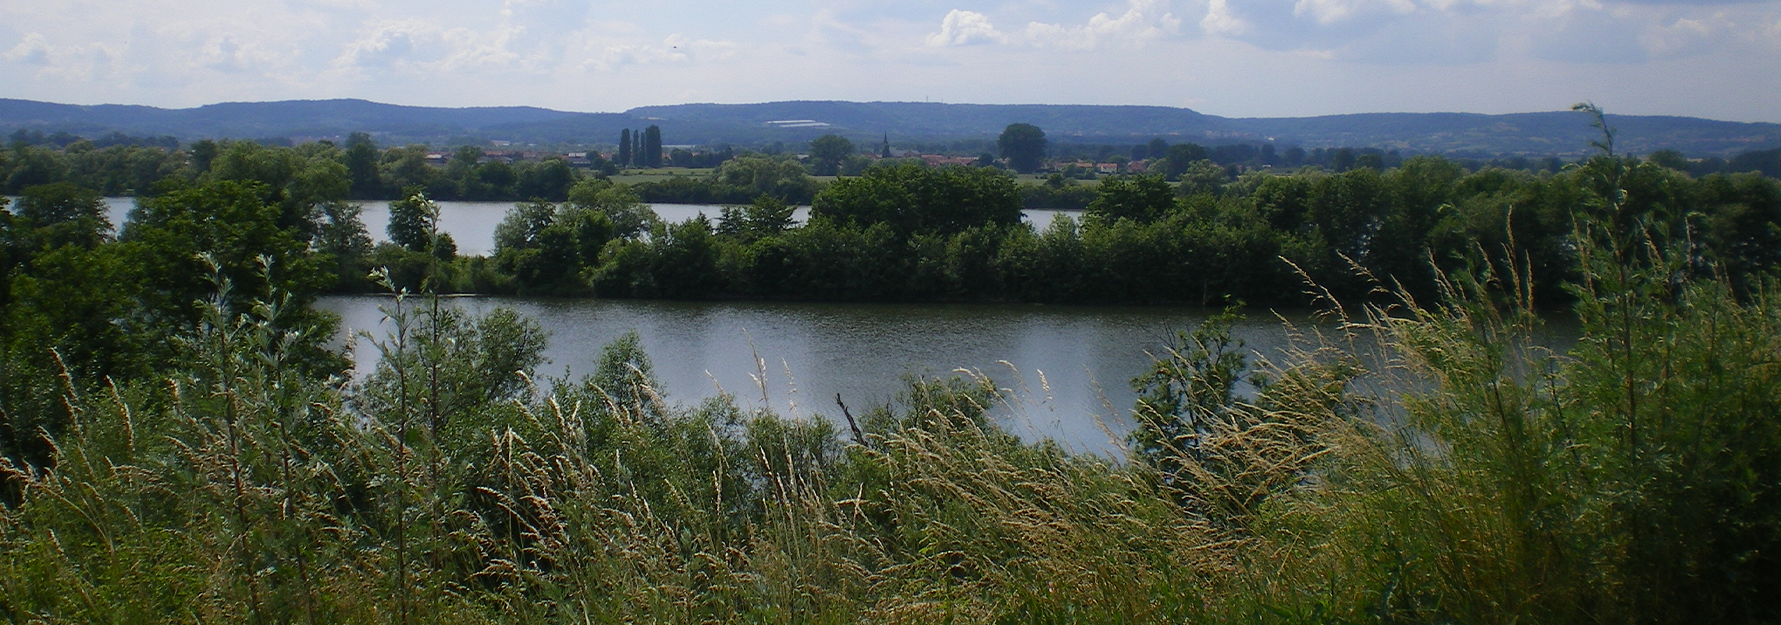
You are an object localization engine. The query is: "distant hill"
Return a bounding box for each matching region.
[0,98,589,142]
[3,98,1778,157]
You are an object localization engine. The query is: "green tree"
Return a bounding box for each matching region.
[744,195,797,236]
[453,145,483,168]
[9,182,110,250]
[1130,308,1250,494]
[474,161,518,199]
[717,195,797,242]
[1088,175,1176,223]
[642,125,663,168]
[119,180,333,336]
[1647,149,1690,172]
[1308,168,1389,262]
[567,179,658,239]
[515,158,576,201]
[812,163,1021,237]
[651,217,722,298]
[1366,156,1463,301]
[1147,138,1169,159]
[189,139,220,174]
[1699,172,1781,294]
[809,134,854,176]
[493,199,558,254]
[1160,143,1208,179]
[314,201,374,291]
[1252,173,1313,232]
[712,156,816,203]
[618,129,633,167]
[1177,160,1229,197]
[997,123,1048,174]
[4,145,68,192]
[358,305,547,438]
[586,150,617,176]
[491,198,602,293]
[569,209,616,267]
[380,145,437,196]
[206,140,351,238]
[1354,152,1385,171]
[343,132,383,198]
[0,230,140,466]
[387,191,438,253]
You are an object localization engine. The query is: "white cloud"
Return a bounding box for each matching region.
[4,33,53,65]
[1202,0,1252,35]
[436,26,528,73]
[195,35,285,73]
[1638,14,1720,58]
[301,0,376,10]
[1292,0,1418,25]
[1024,0,1183,50]
[808,8,879,55]
[334,22,430,71]
[578,33,737,73]
[926,9,1007,46]
[2,32,121,82]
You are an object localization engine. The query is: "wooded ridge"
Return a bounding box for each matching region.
[5,97,1779,156]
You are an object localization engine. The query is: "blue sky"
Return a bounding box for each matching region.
[2,0,1778,121]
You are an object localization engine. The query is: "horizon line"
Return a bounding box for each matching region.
[2,96,1761,125]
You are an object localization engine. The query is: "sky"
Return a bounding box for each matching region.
[2,0,1779,122]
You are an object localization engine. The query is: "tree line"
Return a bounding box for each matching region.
[8,130,1775,312]
[8,122,1779,201]
[0,107,1777,622]
[616,126,663,168]
[462,153,1781,313]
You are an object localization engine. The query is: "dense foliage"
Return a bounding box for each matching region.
[0,167,1776,625]
[464,151,1781,311]
[6,124,1780,310]
[1,108,1780,623]
[3,132,584,202]
[998,123,1048,174]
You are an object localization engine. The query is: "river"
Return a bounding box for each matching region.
[102,196,1309,455]
[317,295,1317,457]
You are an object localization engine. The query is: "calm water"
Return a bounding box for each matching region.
[91,198,1578,455]
[102,195,1293,454]
[103,198,1080,256]
[317,295,1313,456]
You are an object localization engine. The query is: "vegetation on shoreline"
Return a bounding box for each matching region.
[18,116,1778,309]
[468,148,1780,312]
[0,106,1779,622]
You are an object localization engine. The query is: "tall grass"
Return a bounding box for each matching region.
[0,280,1230,622]
[2,194,1778,622]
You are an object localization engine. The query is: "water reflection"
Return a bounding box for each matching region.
[97,198,1580,455]
[318,295,1319,457]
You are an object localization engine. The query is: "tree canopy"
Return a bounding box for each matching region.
[997,123,1048,174]
[812,163,1022,237]
[808,134,854,176]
